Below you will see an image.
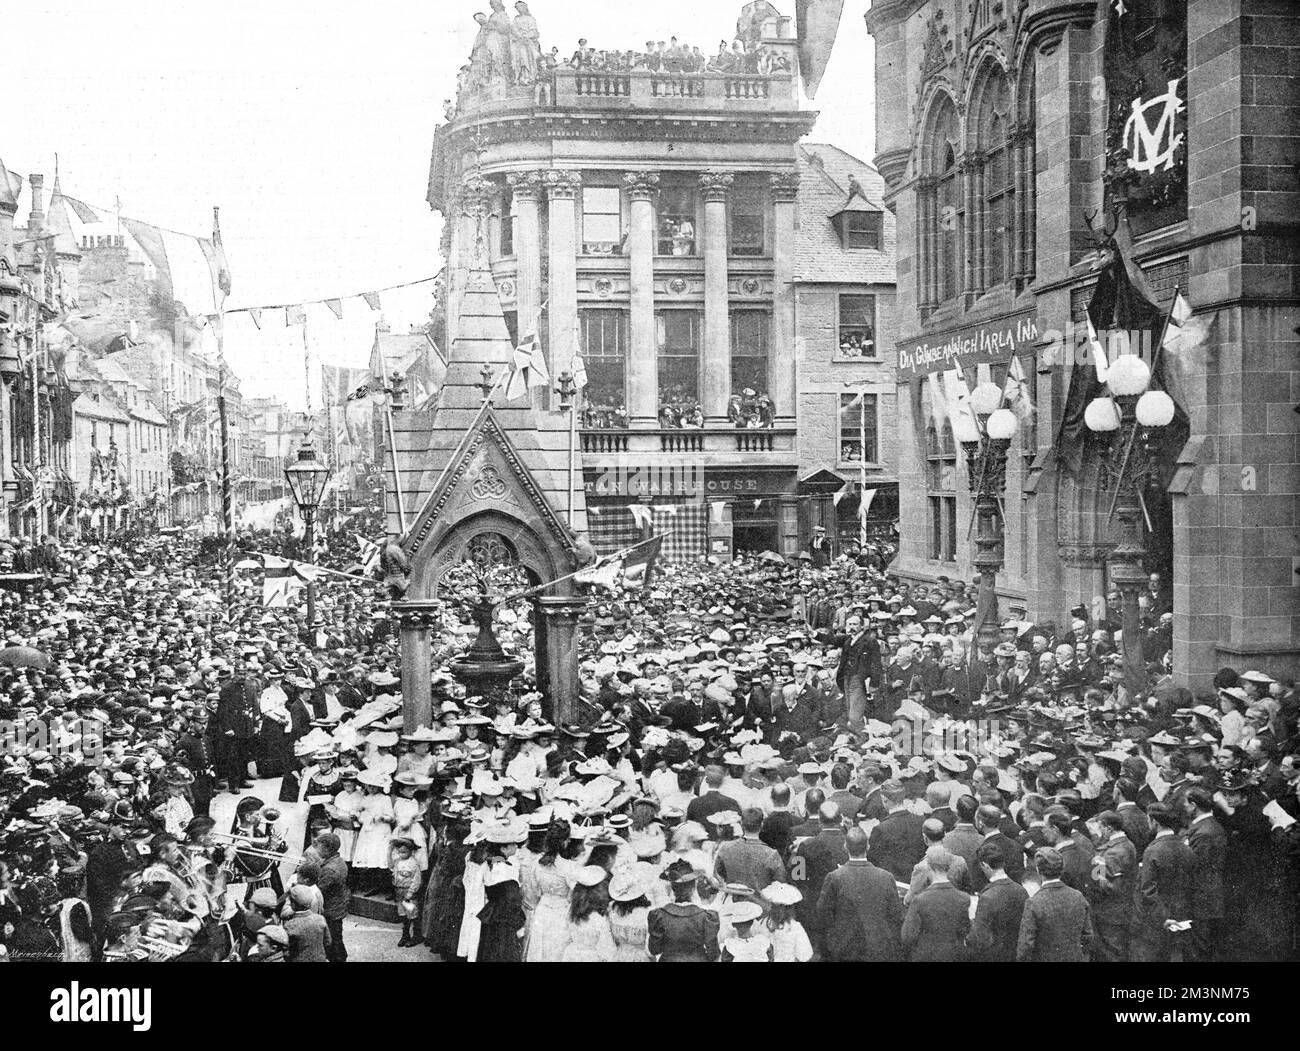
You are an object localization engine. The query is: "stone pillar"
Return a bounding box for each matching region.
[770,172,800,428]
[545,170,582,412]
[394,600,442,732]
[508,170,545,411]
[451,174,495,348]
[535,595,588,726]
[624,171,660,427]
[700,171,734,423]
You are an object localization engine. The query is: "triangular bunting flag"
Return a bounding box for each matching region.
[286,305,306,326]
[324,299,343,319]
[247,307,262,331]
[362,292,381,311]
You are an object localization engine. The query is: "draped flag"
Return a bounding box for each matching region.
[1002,355,1036,428]
[575,536,663,592]
[356,534,381,574]
[832,488,848,507]
[709,500,727,523]
[941,370,980,443]
[1160,291,1211,414]
[628,504,653,531]
[247,307,262,331]
[324,299,343,320]
[504,330,550,402]
[859,487,877,521]
[286,305,306,326]
[571,353,588,393]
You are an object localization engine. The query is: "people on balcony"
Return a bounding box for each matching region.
[561,36,786,76]
[837,330,876,357]
[579,402,629,430]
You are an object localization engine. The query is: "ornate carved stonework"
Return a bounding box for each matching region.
[699,171,735,201]
[920,10,954,78]
[769,171,801,201]
[544,170,582,199]
[459,173,495,221]
[1058,543,1113,568]
[622,171,661,200]
[469,464,510,500]
[506,169,546,200]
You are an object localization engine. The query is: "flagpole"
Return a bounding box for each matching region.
[247,552,374,584]
[859,386,868,547]
[373,325,408,535]
[212,207,237,624]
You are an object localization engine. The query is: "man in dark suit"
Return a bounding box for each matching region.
[905,818,970,902]
[942,795,983,873]
[901,846,971,961]
[1129,803,1195,962]
[1044,812,1091,891]
[835,615,882,729]
[826,764,862,823]
[759,784,800,859]
[1016,848,1095,962]
[971,804,1025,891]
[856,764,889,824]
[1114,778,1153,855]
[968,841,1028,961]
[1087,810,1138,962]
[868,780,926,883]
[685,766,742,832]
[792,802,849,943]
[815,828,904,962]
[1184,788,1227,962]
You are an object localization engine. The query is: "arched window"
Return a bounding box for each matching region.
[974,68,1013,290]
[919,94,961,313]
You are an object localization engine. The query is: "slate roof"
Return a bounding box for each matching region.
[793,142,896,286]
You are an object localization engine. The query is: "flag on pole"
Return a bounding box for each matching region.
[504,330,550,402]
[1085,317,1109,382]
[575,536,663,592]
[859,487,877,520]
[571,353,588,392]
[709,500,727,523]
[628,504,653,531]
[925,372,947,435]
[257,553,327,608]
[832,488,848,506]
[356,534,381,573]
[941,370,980,443]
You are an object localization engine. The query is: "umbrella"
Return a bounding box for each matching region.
[757,551,786,564]
[0,645,51,670]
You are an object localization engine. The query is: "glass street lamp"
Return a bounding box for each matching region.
[960,391,1019,657]
[1085,355,1170,696]
[284,439,331,639]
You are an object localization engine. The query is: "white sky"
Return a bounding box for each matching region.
[2,0,874,408]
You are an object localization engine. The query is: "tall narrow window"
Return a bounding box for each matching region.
[657,183,697,255]
[730,177,765,256]
[839,393,878,464]
[938,143,961,303]
[976,70,1014,289]
[837,295,876,358]
[582,186,622,255]
[500,187,516,256]
[579,309,628,417]
[655,311,701,412]
[729,310,770,400]
[925,419,958,561]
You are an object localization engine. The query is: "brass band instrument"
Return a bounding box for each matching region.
[210,832,302,866]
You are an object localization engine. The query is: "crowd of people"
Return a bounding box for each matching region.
[563,37,791,76]
[0,520,1297,964]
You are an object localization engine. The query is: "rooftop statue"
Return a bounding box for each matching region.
[510,1,541,85]
[737,0,782,48]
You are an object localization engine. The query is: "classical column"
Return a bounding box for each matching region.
[960,156,977,300]
[508,171,545,410]
[506,171,544,328]
[394,601,442,732]
[535,595,588,727]
[770,172,800,427]
[624,171,660,427]
[452,174,495,347]
[545,170,582,412]
[700,171,734,423]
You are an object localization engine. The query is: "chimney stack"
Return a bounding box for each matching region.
[28,173,45,235]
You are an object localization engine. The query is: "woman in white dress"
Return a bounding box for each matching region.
[521,822,575,962]
[761,882,813,962]
[456,834,489,962]
[391,773,431,873]
[607,870,652,962]
[560,865,617,962]
[351,771,395,894]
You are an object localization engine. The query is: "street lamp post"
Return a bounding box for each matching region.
[962,379,1019,658]
[284,439,331,644]
[1083,355,1174,696]
[554,370,577,527]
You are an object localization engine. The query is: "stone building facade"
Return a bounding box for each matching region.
[865,0,1300,680]
[427,5,897,560]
